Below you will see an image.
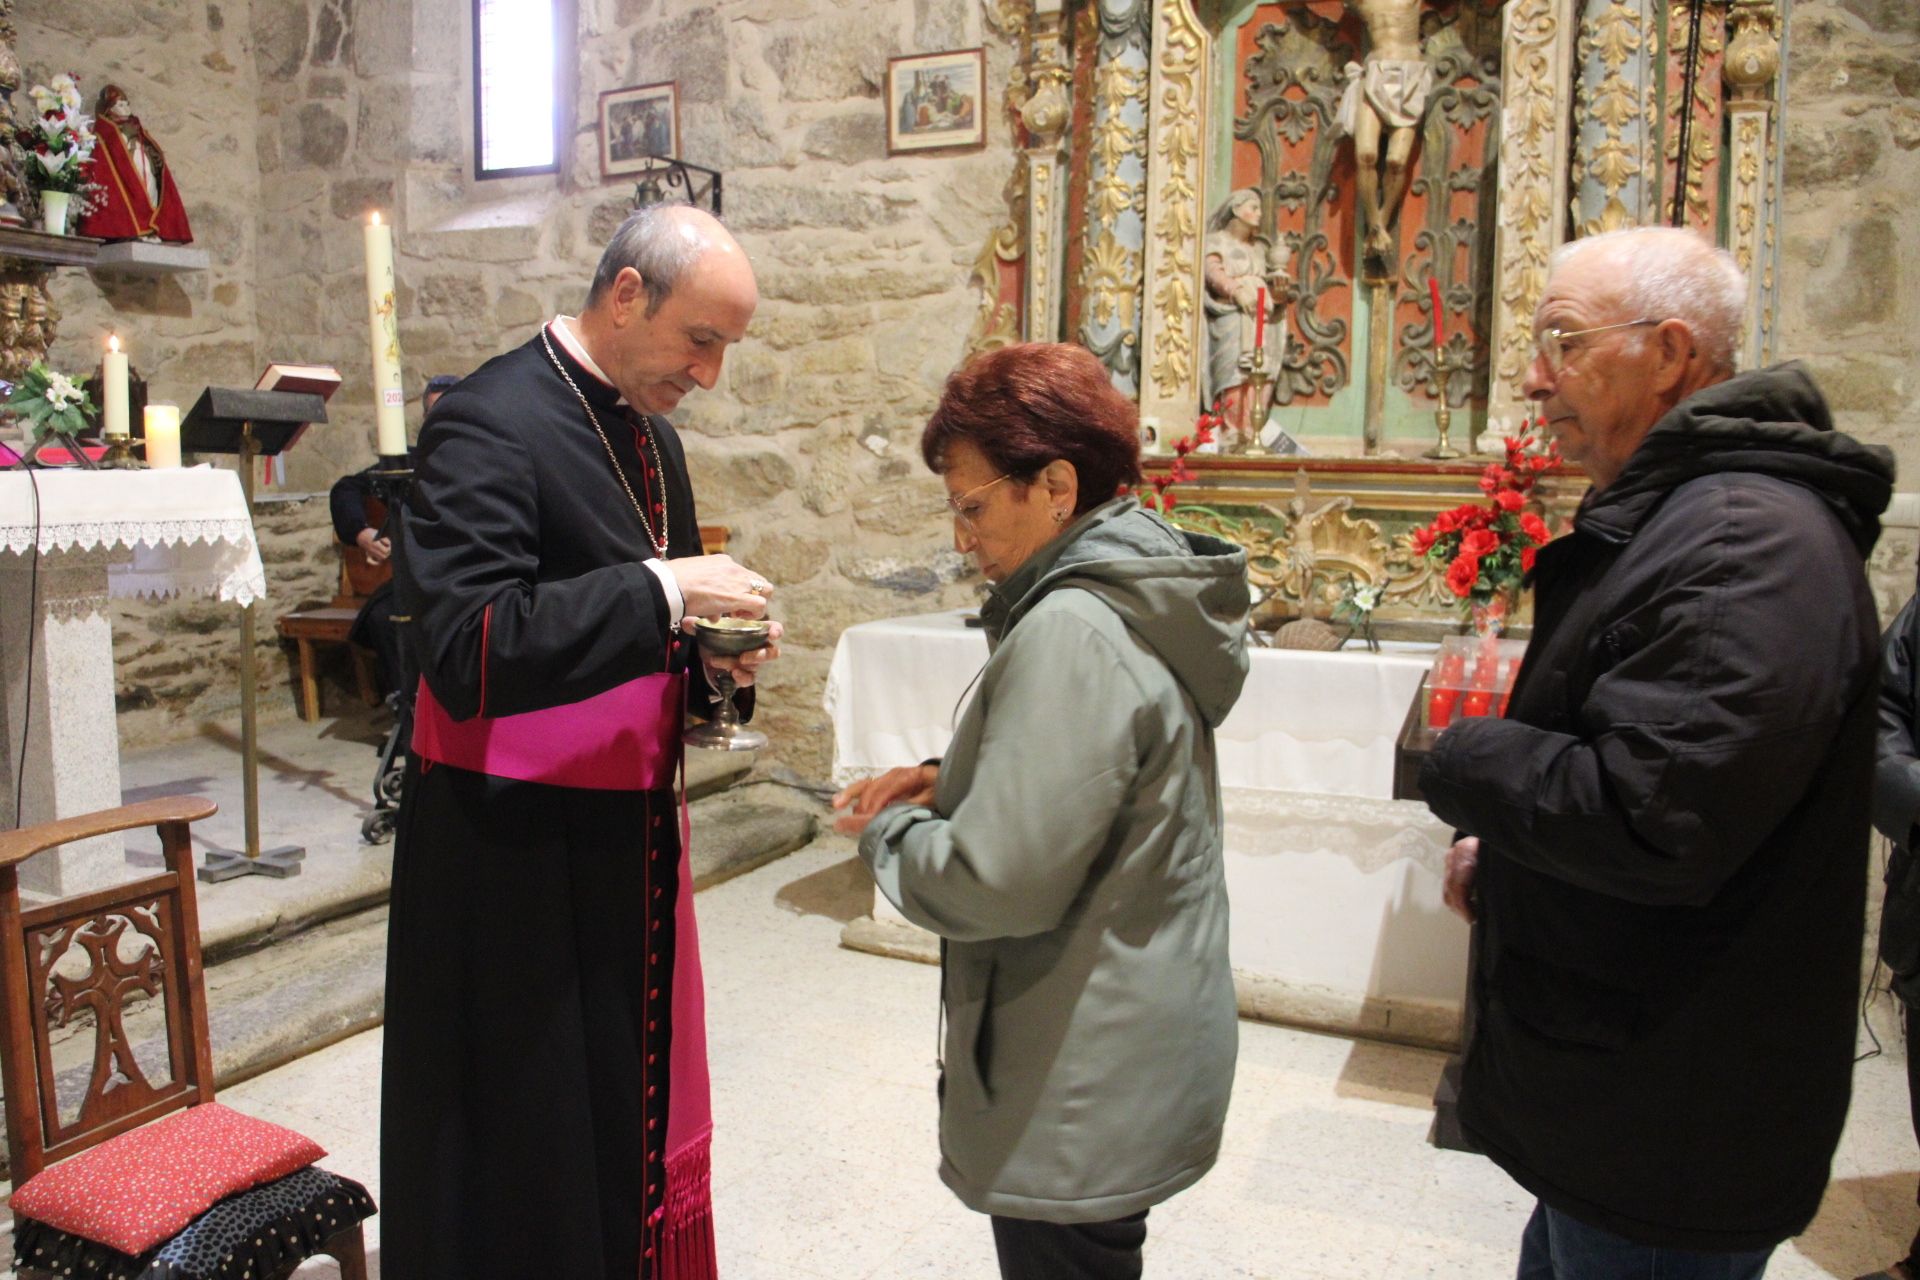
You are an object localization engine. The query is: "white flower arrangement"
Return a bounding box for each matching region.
[17,71,101,201]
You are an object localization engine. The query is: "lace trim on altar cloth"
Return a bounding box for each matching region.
[1,519,267,606]
[1221,788,1452,876]
[2,517,258,557]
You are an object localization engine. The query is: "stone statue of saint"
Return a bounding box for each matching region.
[1336,0,1433,266]
[1203,188,1292,450]
[76,84,193,243]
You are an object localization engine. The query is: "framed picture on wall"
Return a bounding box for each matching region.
[886,49,986,155]
[600,81,679,178]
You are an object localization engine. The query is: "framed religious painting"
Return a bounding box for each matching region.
[599,82,679,179]
[886,49,986,156]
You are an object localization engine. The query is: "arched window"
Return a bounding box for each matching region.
[473,0,559,178]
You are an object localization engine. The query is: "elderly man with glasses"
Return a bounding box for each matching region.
[1417,226,1894,1279]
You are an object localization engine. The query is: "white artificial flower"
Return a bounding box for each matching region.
[45,372,81,410]
[1355,584,1382,610]
[27,84,55,117]
[52,73,81,113]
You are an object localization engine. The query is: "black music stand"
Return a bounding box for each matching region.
[182,387,328,882]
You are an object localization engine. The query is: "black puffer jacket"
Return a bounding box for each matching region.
[1873,588,1920,1007]
[1419,363,1894,1251]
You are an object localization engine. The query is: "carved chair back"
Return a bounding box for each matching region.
[0,798,219,1186]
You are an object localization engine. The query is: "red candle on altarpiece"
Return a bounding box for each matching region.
[1254,287,1267,351]
[1430,276,1445,346]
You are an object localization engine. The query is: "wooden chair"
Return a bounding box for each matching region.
[0,798,372,1279]
[277,498,389,722]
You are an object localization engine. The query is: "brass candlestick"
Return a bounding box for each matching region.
[98,432,144,469]
[1236,339,1275,455]
[1422,347,1462,460]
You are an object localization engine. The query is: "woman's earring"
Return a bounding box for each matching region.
[1052,509,1068,525]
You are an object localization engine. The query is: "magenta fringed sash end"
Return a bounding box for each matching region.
[412,673,684,791]
[646,1134,717,1280]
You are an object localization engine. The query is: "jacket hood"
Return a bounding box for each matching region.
[1580,361,1893,555]
[981,497,1251,727]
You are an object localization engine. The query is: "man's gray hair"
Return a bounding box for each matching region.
[1550,227,1747,372]
[585,205,713,316]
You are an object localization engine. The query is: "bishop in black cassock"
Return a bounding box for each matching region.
[382,207,772,1280]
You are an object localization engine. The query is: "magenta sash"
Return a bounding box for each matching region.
[411,673,684,791]
[410,672,719,1277]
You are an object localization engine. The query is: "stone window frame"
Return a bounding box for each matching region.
[471,0,566,180]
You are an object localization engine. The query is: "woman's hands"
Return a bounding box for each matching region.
[831,764,938,837]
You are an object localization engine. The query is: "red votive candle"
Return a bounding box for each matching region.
[1254,287,1267,351]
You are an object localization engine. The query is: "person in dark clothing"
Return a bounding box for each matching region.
[326,374,460,695]
[382,206,779,1280]
[1419,226,1894,1279]
[1861,585,1920,1280]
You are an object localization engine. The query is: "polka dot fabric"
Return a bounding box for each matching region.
[10,1103,327,1256]
[13,1165,377,1280]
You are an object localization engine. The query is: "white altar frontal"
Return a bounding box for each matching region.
[827,609,1467,1050]
[0,467,265,896]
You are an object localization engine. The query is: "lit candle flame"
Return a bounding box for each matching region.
[370,211,383,226]
[108,334,121,353]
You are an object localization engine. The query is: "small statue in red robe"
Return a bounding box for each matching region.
[75,85,192,243]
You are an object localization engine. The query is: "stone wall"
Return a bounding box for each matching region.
[21,0,266,419]
[12,0,1920,784]
[1780,0,1920,483]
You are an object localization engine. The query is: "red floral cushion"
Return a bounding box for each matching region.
[11,1102,326,1255]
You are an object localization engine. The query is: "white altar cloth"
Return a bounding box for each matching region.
[0,466,267,605]
[1,466,267,896]
[826,609,1468,1047]
[826,609,1434,798]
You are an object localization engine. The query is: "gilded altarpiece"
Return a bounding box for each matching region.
[961,0,1792,629]
[1209,0,1504,450]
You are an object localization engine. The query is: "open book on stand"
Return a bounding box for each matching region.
[255,362,340,485]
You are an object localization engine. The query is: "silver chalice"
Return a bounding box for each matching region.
[684,616,771,752]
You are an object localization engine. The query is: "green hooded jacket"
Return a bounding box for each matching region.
[860,496,1251,1223]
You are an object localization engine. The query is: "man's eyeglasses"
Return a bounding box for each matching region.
[942,473,1012,532]
[1534,318,1660,374]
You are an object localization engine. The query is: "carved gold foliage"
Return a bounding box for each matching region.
[1085,234,1141,330]
[1589,72,1639,132]
[1493,0,1565,407]
[1588,0,1642,70]
[1146,0,1204,397]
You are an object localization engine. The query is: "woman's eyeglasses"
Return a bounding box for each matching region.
[942,473,1012,532]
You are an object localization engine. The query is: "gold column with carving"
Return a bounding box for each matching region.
[1486,0,1578,437]
[1022,1,1071,343]
[1723,0,1778,369]
[1136,0,1209,431]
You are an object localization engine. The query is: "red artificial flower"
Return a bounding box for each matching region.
[1410,526,1438,556]
[1174,438,1192,457]
[1161,492,1179,511]
[1432,508,1461,534]
[1169,458,1194,483]
[1459,505,1493,529]
[1495,489,1525,512]
[1478,465,1504,494]
[1520,512,1551,544]
[1460,528,1500,558]
[1445,554,1480,598]
[1521,546,1538,573]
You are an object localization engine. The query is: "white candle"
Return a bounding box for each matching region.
[143,403,181,469]
[102,335,129,437]
[363,211,407,457]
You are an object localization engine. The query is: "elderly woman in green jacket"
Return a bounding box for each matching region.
[833,342,1251,1280]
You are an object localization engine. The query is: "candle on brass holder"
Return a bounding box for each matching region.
[1238,340,1275,456]
[1422,347,1463,461]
